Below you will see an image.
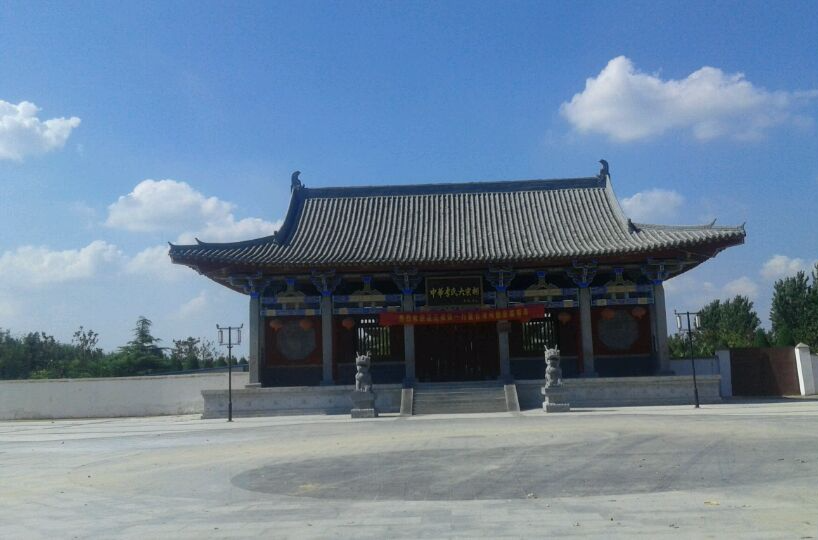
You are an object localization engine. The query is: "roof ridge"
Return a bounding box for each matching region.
[298,176,605,199]
[169,233,278,250]
[633,222,745,232]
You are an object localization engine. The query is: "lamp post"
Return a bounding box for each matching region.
[217,324,243,422]
[674,310,701,409]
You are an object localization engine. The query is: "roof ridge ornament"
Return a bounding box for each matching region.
[598,159,609,180]
[291,170,303,192]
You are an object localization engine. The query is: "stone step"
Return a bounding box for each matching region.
[413,403,507,414]
[413,406,507,415]
[413,392,507,400]
[414,398,506,406]
[413,402,508,411]
[415,381,504,389]
[412,384,509,415]
[413,393,507,402]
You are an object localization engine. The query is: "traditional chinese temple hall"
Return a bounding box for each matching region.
[170,162,745,415]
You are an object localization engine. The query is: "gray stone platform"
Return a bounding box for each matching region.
[202,376,720,418]
[518,374,721,410]
[202,383,403,418]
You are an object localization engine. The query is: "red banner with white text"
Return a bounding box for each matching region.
[378,304,546,326]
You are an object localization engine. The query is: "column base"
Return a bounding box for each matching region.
[244,382,262,388]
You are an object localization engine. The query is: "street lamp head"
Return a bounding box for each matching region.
[676,313,682,332]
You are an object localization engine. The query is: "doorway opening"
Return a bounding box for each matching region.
[415,323,499,382]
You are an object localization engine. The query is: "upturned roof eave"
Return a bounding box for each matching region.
[169,232,745,273]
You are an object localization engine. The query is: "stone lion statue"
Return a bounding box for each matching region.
[544,347,562,388]
[354,351,373,393]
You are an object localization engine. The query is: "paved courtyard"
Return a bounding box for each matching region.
[1,401,817,539]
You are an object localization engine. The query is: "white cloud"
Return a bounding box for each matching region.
[175,291,208,320]
[0,178,280,290]
[126,245,189,281]
[0,240,198,289]
[619,189,684,223]
[760,254,817,281]
[106,179,281,243]
[106,179,233,233]
[723,276,760,300]
[0,100,81,160]
[665,273,759,308]
[560,56,817,142]
[0,241,124,287]
[176,216,282,244]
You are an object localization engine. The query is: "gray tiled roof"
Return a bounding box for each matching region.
[168,175,745,269]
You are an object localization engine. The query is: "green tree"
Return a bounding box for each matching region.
[115,316,168,375]
[199,339,217,369]
[23,332,75,378]
[170,337,200,371]
[700,296,760,352]
[752,328,772,348]
[669,296,761,357]
[770,265,818,347]
[69,326,103,377]
[770,271,809,345]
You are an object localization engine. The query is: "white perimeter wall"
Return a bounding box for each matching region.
[794,344,817,396]
[0,372,249,420]
[669,357,720,376]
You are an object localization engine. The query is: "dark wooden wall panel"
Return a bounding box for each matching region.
[731,347,800,396]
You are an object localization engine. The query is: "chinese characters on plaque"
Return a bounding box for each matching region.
[425,276,483,307]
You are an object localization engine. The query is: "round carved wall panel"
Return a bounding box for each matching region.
[597,310,639,351]
[276,320,317,361]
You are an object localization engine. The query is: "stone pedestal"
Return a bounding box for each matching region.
[542,387,570,412]
[350,391,377,418]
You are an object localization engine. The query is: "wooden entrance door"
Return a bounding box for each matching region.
[415,323,499,382]
[730,347,800,396]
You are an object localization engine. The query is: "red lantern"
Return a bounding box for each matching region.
[557,312,572,324]
[341,317,356,330]
[601,308,616,320]
[268,319,283,331]
[631,306,647,319]
[299,318,314,331]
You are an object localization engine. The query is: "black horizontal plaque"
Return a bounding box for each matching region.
[425,276,483,307]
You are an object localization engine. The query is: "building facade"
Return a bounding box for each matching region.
[169,164,745,388]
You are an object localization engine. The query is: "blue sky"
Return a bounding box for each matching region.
[1,1,817,354]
